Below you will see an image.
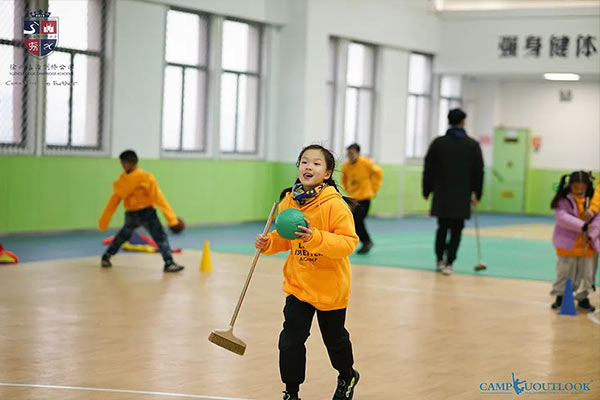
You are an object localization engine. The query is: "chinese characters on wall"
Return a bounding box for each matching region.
[498,34,597,58]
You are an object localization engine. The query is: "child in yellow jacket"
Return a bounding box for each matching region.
[99,150,184,272]
[341,143,383,254]
[255,145,360,400]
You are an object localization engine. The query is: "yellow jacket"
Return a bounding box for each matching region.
[98,168,177,231]
[262,186,359,311]
[342,156,383,201]
[590,183,600,214]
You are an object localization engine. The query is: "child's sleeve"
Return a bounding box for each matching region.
[554,208,585,232]
[302,206,359,259]
[262,230,291,255]
[590,183,600,214]
[587,213,600,241]
[149,175,178,226]
[370,160,384,194]
[98,193,121,231]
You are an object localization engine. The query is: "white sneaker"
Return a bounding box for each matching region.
[442,265,453,275]
[436,261,445,273]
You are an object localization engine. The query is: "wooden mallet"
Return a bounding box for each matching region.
[208,202,278,355]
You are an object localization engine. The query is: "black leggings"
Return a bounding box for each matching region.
[435,217,465,265]
[104,207,173,264]
[352,200,371,244]
[279,295,354,393]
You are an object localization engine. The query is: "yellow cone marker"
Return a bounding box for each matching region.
[200,240,212,272]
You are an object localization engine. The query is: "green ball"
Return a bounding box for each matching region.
[275,208,307,240]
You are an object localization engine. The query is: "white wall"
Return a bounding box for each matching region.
[289,0,440,163]
[464,78,600,171]
[437,8,600,75]
[142,0,287,25]
[111,0,166,158]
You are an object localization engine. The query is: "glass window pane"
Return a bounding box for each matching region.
[71,54,100,146]
[344,87,358,147]
[182,69,205,151]
[222,20,260,73]
[408,53,432,95]
[405,95,416,158]
[357,89,372,155]
[45,52,71,145]
[166,10,205,66]
[49,0,100,51]
[347,42,374,87]
[0,44,23,144]
[328,37,337,83]
[449,99,462,109]
[415,96,431,158]
[0,1,16,40]
[441,75,461,98]
[220,72,237,152]
[236,74,258,152]
[438,98,449,136]
[161,66,183,150]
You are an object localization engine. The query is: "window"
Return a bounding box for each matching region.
[162,10,208,152]
[343,42,375,155]
[45,0,106,150]
[0,0,27,148]
[438,75,462,136]
[220,19,261,154]
[326,37,338,145]
[405,53,432,159]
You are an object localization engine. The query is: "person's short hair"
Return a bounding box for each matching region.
[448,109,467,126]
[347,143,360,153]
[119,150,138,164]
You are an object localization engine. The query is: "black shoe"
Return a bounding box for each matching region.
[282,392,300,400]
[101,255,112,268]
[551,296,562,309]
[333,369,360,399]
[164,262,184,273]
[577,298,595,312]
[357,242,373,254]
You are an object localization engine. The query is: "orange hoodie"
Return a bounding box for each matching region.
[98,168,177,231]
[342,156,383,201]
[262,186,359,311]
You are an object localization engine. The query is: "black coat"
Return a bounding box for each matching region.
[422,128,484,219]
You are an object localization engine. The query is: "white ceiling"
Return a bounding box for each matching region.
[434,0,600,11]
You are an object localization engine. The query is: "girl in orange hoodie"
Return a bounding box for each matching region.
[255,145,360,400]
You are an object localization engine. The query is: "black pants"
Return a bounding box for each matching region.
[435,218,464,265]
[279,295,354,393]
[352,200,371,244]
[104,207,173,264]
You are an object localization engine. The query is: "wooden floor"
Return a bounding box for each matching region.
[0,250,598,400]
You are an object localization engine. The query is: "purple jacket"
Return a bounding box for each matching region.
[553,194,600,253]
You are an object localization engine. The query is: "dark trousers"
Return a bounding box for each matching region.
[104,207,173,264]
[435,217,465,265]
[279,295,354,393]
[352,200,371,244]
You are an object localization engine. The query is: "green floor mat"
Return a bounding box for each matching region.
[213,232,562,282]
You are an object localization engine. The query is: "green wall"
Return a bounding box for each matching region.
[1,156,592,233]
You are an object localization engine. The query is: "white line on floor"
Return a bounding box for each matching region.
[0,383,252,400]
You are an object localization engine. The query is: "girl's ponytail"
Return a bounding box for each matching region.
[550,174,570,209]
[325,177,358,210]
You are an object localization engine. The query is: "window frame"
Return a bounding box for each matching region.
[218,16,263,156]
[43,0,108,154]
[160,8,210,156]
[405,51,433,161]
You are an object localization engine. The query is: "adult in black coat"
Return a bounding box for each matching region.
[423,109,484,275]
